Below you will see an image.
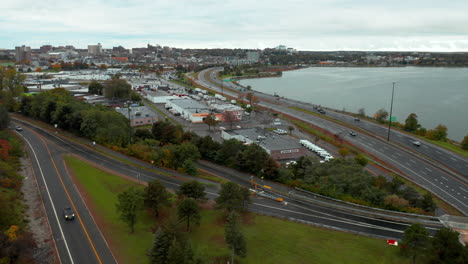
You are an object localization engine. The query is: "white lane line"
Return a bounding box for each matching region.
[422,145,429,149]
[23,136,75,264]
[460,187,468,193]
[383,146,389,150]
[397,134,403,138]
[396,152,402,156]
[392,154,398,158]
[420,171,427,175]
[450,157,457,161]
[425,167,432,172]
[405,162,412,166]
[410,159,417,164]
[441,177,449,181]
[436,150,442,154]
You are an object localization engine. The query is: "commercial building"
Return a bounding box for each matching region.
[115,106,158,127]
[88,43,102,55]
[166,99,223,123]
[221,127,306,160]
[15,45,31,63]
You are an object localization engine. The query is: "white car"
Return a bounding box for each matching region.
[412,140,421,147]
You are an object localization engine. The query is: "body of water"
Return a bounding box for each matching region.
[240,67,468,142]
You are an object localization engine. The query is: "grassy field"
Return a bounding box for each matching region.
[64,155,154,264]
[65,155,411,264]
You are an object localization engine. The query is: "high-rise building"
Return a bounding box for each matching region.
[88,43,102,55]
[246,51,260,63]
[15,45,31,63]
[40,45,53,53]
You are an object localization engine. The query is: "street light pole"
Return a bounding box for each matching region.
[387,82,395,141]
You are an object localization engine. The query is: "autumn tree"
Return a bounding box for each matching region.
[375,108,389,123]
[143,180,170,217]
[202,113,218,131]
[400,223,430,264]
[404,113,420,132]
[338,147,350,158]
[425,124,448,141]
[462,135,468,150]
[222,111,238,129]
[0,67,25,111]
[116,187,144,233]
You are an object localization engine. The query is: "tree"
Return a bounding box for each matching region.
[0,67,25,111]
[88,80,104,95]
[178,181,206,201]
[358,108,366,117]
[237,143,270,175]
[462,135,468,150]
[177,198,200,231]
[354,154,368,166]
[0,105,9,130]
[429,227,468,264]
[375,108,389,123]
[287,125,295,134]
[149,227,173,264]
[222,111,238,129]
[202,113,218,131]
[215,182,251,213]
[400,223,430,264]
[116,187,143,233]
[404,113,420,132]
[144,180,170,217]
[338,147,350,158]
[419,193,436,213]
[224,212,247,263]
[425,124,448,141]
[104,78,131,99]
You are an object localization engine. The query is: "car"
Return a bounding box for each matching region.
[63,207,75,220]
[349,131,357,136]
[412,140,421,147]
[15,126,23,131]
[354,117,360,122]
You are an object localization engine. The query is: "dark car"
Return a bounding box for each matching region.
[63,207,75,220]
[349,131,357,136]
[15,126,23,131]
[354,117,360,122]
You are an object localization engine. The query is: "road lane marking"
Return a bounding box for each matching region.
[450,157,457,161]
[410,159,416,164]
[38,135,103,264]
[383,146,389,150]
[405,162,412,166]
[396,152,402,156]
[425,168,432,172]
[436,150,442,154]
[441,177,449,181]
[22,135,75,264]
[460,187,468,193]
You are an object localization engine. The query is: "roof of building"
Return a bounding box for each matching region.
[169,98,209,110]
[224,127,301,151]
[115,106,158,119]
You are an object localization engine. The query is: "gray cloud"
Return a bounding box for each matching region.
[1,0,468,51]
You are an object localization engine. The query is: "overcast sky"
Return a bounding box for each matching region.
[2,0,468,51]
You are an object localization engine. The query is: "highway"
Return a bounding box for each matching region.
[16,123,116,264]
[193,67,468,216]
[14,118,444,249]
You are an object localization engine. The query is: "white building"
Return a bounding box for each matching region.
[88,43,102,55]
[246,51,260,63]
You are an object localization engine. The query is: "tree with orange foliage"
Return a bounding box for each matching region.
[51,64,61,71]
[35,67,42,72]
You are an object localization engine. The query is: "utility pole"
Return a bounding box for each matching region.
[387,82,395,141]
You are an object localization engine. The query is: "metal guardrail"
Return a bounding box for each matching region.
[290,187,442,226]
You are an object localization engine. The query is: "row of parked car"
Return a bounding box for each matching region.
[299,139,334,162]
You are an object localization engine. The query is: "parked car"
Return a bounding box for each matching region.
[63,207,75,220]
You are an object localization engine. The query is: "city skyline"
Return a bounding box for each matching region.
[2,0,468,51]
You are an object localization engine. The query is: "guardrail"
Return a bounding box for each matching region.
[289,187,442,226]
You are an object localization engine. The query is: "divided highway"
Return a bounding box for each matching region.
[194,68,468,216]
[15,118,443,249]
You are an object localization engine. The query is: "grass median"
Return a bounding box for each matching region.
[65,155,410,264]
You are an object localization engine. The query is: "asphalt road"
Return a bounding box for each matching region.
[14,118,444,244]
[15,124,116,264]
[195,68,468,216]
